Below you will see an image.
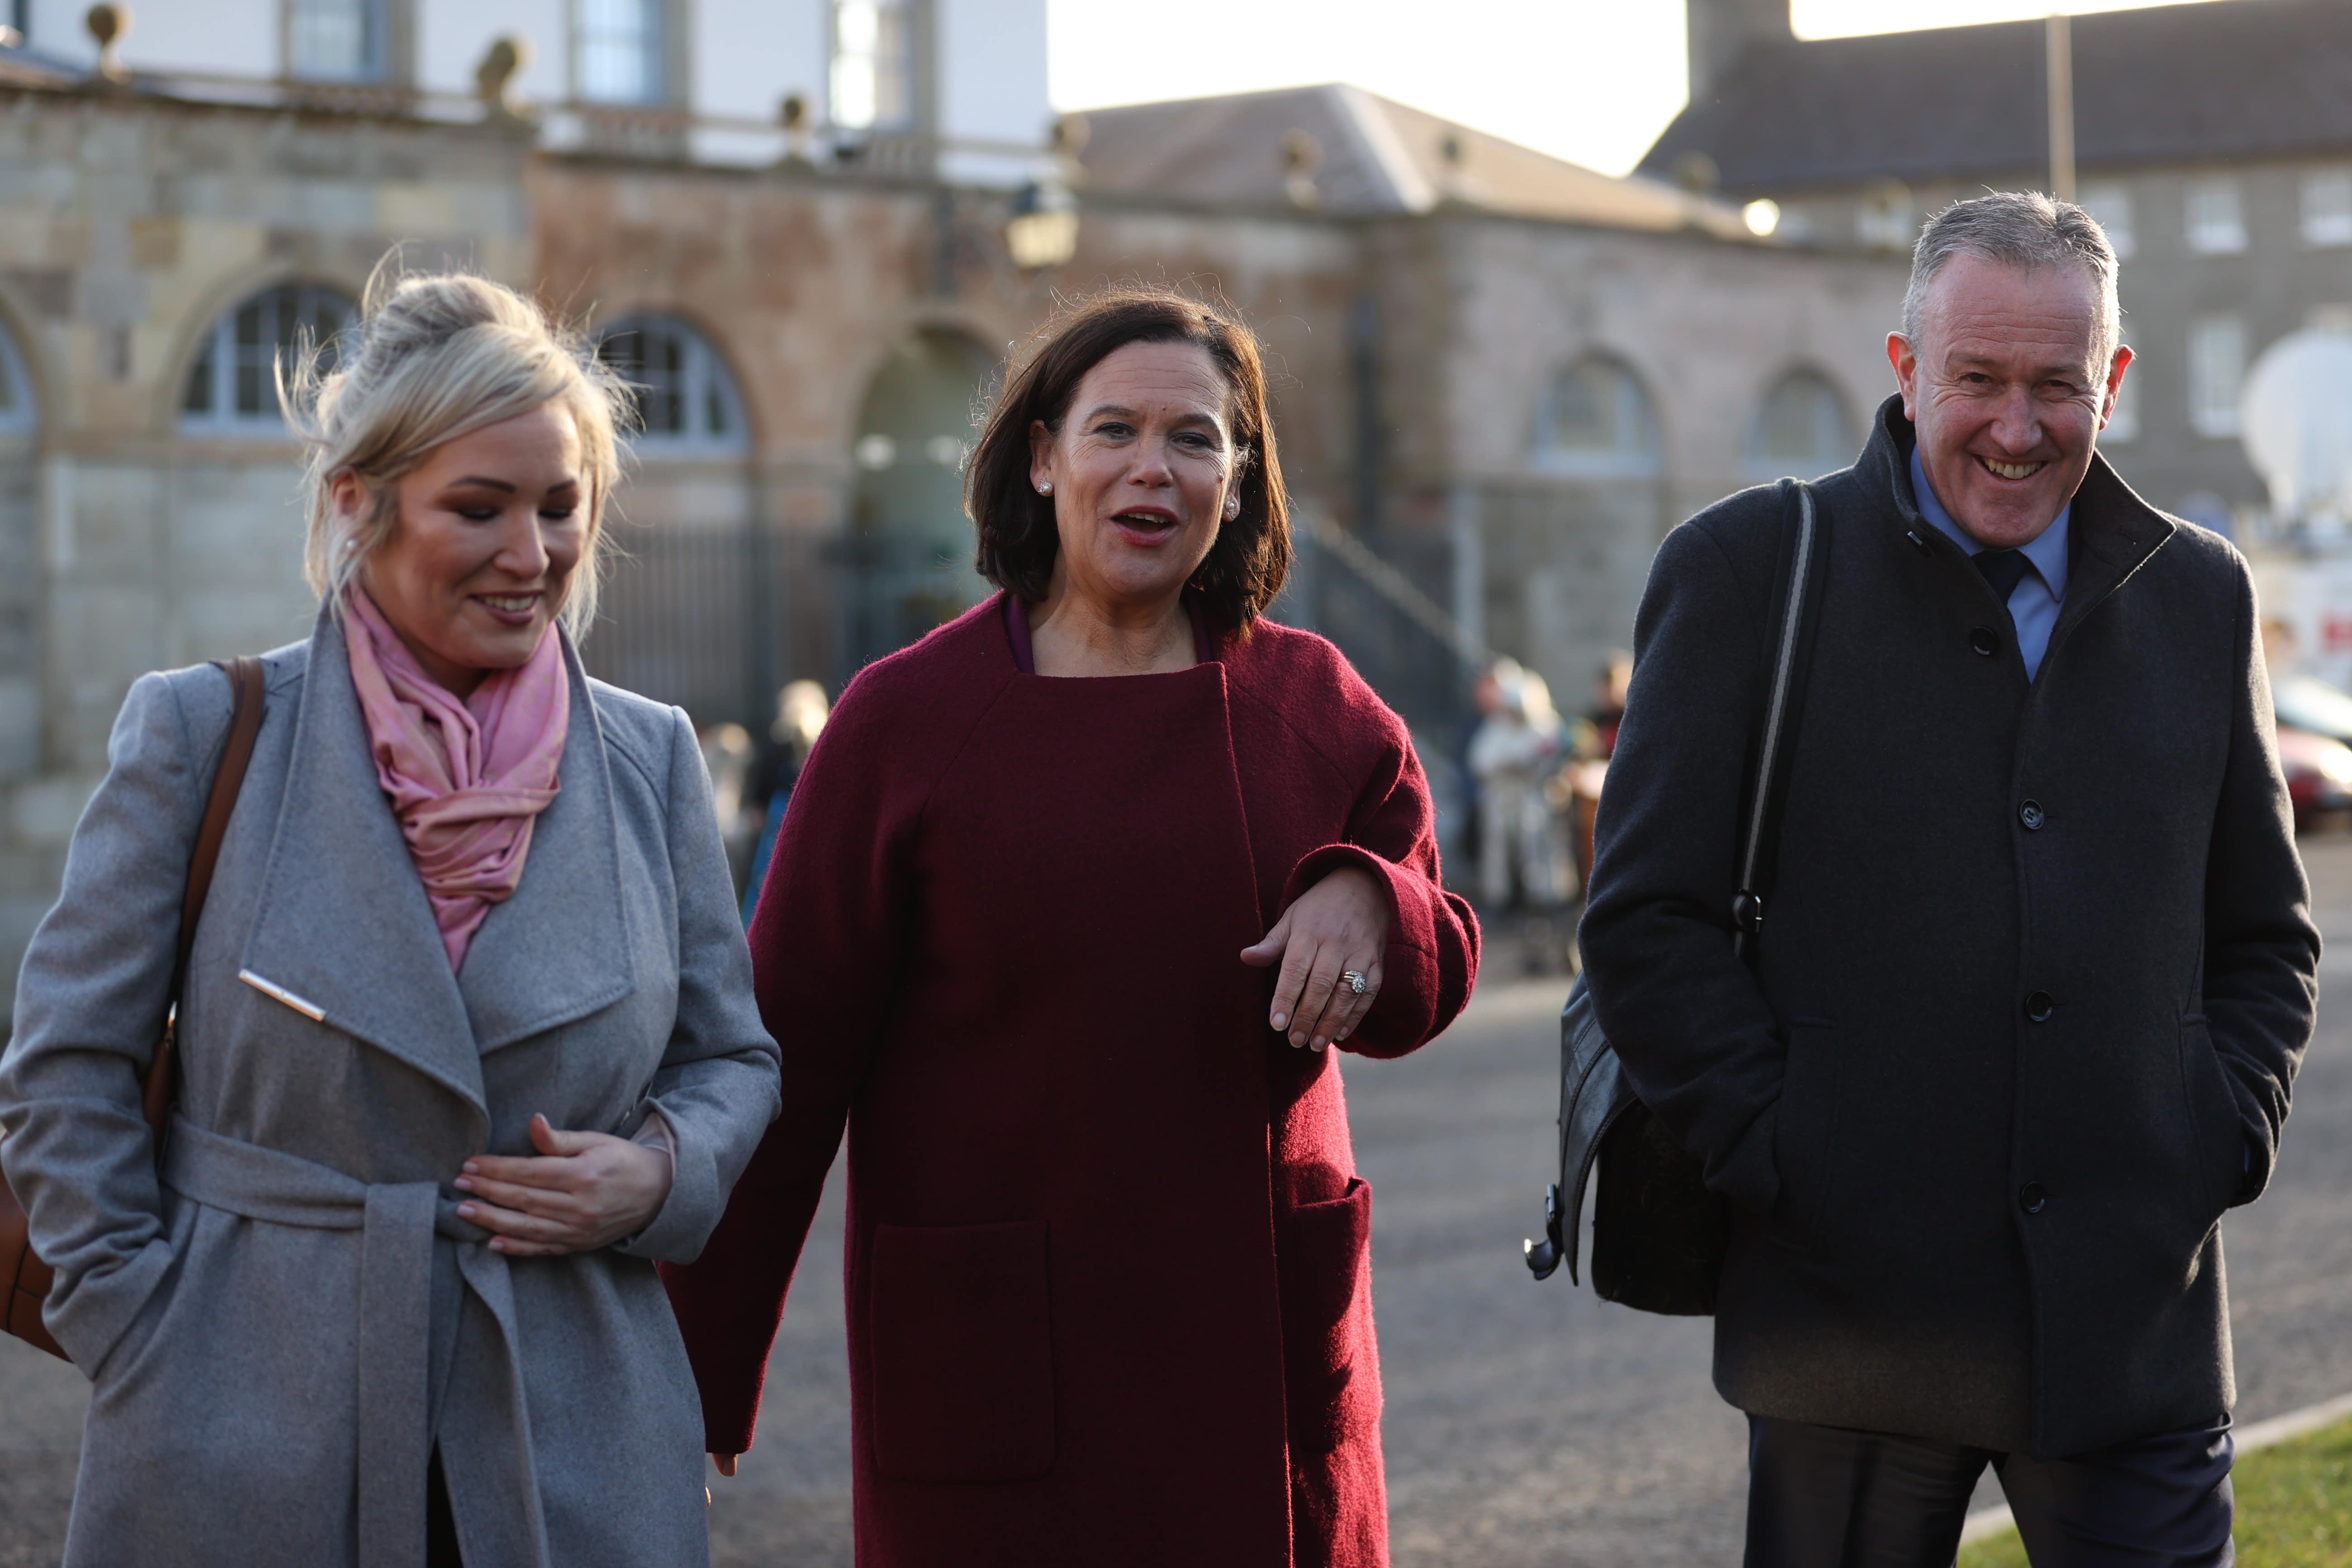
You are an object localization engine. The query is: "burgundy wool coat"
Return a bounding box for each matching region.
[663,595,1479,1568]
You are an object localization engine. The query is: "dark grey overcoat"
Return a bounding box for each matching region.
[0,610,781,1566]
[1580,397,2320,1459]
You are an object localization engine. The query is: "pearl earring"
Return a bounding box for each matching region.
[1038,482,1053,495]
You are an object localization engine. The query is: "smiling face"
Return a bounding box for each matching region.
[1888,252,2133,549]
[1027,338,1240,620]
[350,400,586,696]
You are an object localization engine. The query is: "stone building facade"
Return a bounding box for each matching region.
[1646,0,2352,535]
[0,63,1910,1024]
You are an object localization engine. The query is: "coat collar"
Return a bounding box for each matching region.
[455,634,636,1054]
[1863,393,2175,652]
[239,608,634,1113]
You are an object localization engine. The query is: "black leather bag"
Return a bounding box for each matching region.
[1524,480,1828,1315]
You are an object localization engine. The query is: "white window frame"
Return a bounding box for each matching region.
[2079,181,2135,261]
[829,0,915,132]
[597,313,748,455]
[2184,176,2247,256]
[1743,369,1854,479]
[2188,316,2247,439]
[179,284,357,435]
[2302,167,2352,249]
[1530,354,1663,478]
[576,0,667,107]
[285,0,387,83]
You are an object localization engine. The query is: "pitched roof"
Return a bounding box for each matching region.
[1076,83,1755,240]
[1640,0,2352,195]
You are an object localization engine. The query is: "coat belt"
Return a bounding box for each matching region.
[161,1116,548,1568]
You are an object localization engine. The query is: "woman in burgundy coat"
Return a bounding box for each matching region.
[663,286,1479,1568]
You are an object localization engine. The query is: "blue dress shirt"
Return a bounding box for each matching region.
[1909,446,2070,681]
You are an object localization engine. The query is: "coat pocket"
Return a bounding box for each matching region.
[868,1219,1055,1484]
[1770,1022,1841,1251]
[1278,1177,1378,1456]
[2178,1017,2246,1220]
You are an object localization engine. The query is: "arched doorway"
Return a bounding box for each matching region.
[839,328,996,673]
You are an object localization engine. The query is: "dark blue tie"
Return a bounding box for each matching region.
[1974,548,2031,610]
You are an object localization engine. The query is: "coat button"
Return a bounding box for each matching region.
[2025,990,2054,1023]
[2019,801,2045,830]
[1970,626,1998,656]
[2019,1182,2047,1214]
[1906,530,1930,553]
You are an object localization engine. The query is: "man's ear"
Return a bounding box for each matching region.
[1886,332,1920,422]
[2101,344,2136,427]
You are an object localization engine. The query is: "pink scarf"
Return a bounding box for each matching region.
[343,588,571,971]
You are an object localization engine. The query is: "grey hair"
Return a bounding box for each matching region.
[1902,190,2123,369]
[279,258,634,639]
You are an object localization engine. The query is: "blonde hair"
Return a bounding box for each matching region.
[280,262,632,638]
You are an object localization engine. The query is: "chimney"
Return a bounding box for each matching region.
[1687,0,1791,106]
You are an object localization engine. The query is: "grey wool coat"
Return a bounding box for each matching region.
[0,609,781,1567]
[1580,397,2320,1459]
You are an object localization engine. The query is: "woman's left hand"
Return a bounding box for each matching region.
[454,1113,674,1255]
[1241,865,1392,1052]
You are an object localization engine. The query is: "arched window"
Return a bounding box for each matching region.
[597,315,747,452]
[1745,369,1854,479]
[180,284,356,432]
[1533,354,1661,475]
[0,317,32,434]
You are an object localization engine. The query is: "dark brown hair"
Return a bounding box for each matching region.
[965,284,1291,630]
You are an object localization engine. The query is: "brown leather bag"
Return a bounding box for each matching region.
[2,657,266,1361]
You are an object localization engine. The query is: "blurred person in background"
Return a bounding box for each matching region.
[1565,651,1633,895]
[1581,193,2317,1565]
[0,270,779,1568]
[738,678,829,924]
[663,284,1479,1568]
[699,720,757,895]
[1468,658,1569,909]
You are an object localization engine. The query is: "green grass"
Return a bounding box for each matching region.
[1958,1415,2352,1568]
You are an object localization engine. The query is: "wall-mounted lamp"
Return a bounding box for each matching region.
[1005,180,1079,271]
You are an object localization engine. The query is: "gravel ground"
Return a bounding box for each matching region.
[9,838,2352,1566]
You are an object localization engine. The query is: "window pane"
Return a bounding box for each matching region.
[579,0,661,104]
[183,284,353,430]
[598,316,743,447]
[831,0,912,131]
[2303,168,2352,248]
[1540,357,1657,463]
[289,0,377,81]
[2185,177,2246,255]
[2189,316,2247,437]
[2080,181,2135,261]
[1749,372,1851,473]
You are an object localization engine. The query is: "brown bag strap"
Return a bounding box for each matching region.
[141,657,266,1134]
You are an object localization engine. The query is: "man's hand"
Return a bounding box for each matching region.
[1241,865,1391,1051]
[454,1113,674,1255]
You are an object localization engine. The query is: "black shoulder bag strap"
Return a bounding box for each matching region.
[1524,480,1828,1297]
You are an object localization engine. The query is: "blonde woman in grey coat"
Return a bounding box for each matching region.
[0,270,781,1567]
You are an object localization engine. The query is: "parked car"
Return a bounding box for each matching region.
[2275,725,2352,831]
[2273,673,2352,746]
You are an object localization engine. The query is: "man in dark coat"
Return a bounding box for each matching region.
[1580,191,2319,1564]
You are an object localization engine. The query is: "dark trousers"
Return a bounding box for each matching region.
[1745,1414,2235,1568]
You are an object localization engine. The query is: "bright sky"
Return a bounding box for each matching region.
[1048,0,2240,178]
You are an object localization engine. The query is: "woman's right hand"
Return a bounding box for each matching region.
[711,1454,739,1477]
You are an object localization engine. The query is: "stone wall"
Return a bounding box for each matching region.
[0,82,1911,1027]
[0,88,533,1028]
